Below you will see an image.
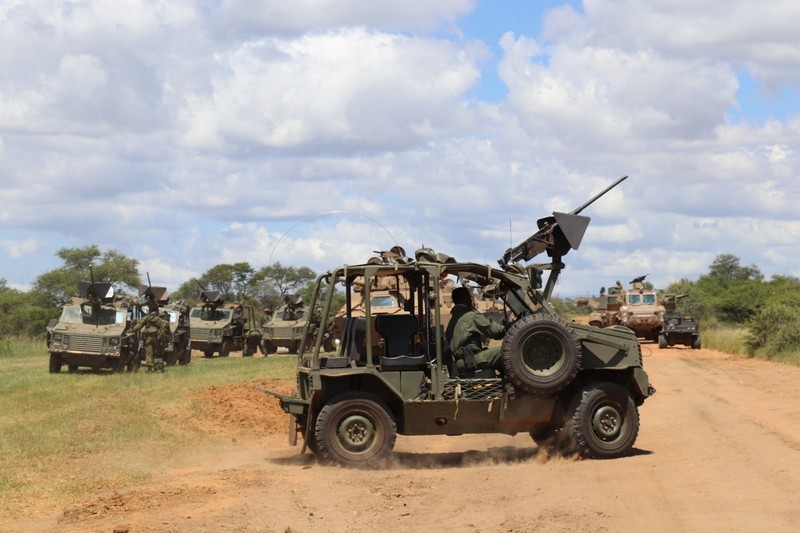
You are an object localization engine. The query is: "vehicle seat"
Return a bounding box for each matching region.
[375,314,427,370]
[339,317,367,365]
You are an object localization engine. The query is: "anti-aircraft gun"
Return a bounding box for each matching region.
[499,175,627,299]
[137,274,192,366]
[47,271,141,373]
[187,281,256,358]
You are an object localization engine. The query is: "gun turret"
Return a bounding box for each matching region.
[499,175,628,299]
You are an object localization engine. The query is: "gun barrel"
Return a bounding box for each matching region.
[571,175,627,215]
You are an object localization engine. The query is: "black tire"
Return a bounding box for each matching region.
[288,341,300,355]
[315,392,397,467]
[219,340,230,357]
[263,340,277,354]
[658,335,667,349]
[179,347,191,365]
[570,382,639,459]
[49,353,62,374]
[164,350,177,366]
[67,364,78,373]
[501,314,581,394]
[323,337,336,353]
[692,335,702,350]
[203,347,215,358]
[110,356,126,373]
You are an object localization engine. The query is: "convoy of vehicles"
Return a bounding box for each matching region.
[589,275,666,342]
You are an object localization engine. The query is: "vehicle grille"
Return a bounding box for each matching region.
[65,334,104,353]
[191,327,212,341]
[272,327,296,339]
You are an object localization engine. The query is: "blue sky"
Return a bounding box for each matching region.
[1,0,799,297]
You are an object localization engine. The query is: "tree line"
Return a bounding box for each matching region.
[3,247,799,361]
[0,245,319,338]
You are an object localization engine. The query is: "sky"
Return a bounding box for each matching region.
[1,0,799,298]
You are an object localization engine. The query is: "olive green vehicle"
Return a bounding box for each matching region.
[264,176,656,466]
[189,290,255,358]
[47,281,142,373]
[138,283,192,365]
[262,295,333,354]
[658,294,701,349]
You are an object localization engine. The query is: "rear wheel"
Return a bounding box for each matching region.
[658,334,667,349]
[571,382,639,459]
[315,392,397,467]
[179,347,191,365]
[48,353,63,374]
[692,335,702,350]
[501,314,581,394]
[288,341,300,354]
[203,347,215,358]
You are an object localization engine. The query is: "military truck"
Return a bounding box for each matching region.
[658,315,701,349]
[47,281,141,373]
[262,294,331,354]
[188,290,253,358]
[138,282,192,365]
[589,275,665,342]
[263,175,656,466]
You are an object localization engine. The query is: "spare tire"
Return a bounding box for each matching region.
[501,313,581,395]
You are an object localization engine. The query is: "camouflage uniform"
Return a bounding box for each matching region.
[445,302,505,373]
[130,311,170,372]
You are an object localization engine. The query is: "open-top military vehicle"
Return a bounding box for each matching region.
[47,280,141,373]
[138,280,192,365]
[589,275,665,342]
[263,175,655,466]
[188,288,255,358]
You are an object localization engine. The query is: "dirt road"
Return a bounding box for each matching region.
[8,346,800,532]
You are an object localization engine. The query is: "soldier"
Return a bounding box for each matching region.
[445,286,506,376]
[130,305,170,372]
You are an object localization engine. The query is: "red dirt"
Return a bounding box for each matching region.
[6,346,800,532]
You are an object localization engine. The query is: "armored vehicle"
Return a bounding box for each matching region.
[658,315,701,349]
[47,281,141,373]
[188,290,254,358]
[264,176,655,466]
[589,276,665,342]
[138,283,191,365]
[262,295,332,354]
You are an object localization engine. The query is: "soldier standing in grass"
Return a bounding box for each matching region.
[130,306,170,372]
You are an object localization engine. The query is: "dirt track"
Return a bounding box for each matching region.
[8,345,800,532]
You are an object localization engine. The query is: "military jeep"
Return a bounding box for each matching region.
[264,176,655,466]
[188,290,254,358]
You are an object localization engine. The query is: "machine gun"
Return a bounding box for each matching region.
[499,175,628,299]
[139,273,169,308]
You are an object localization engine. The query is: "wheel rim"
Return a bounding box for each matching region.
[337,414,376,451]
[521,331,565,377]
[591,404,622,441]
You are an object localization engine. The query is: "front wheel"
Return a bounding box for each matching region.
[49,353,63,374]
[571,382,639,459]
[658,335,667,349]
[219,340,230,357]
[314,392,397,467]
[692,335,702,350]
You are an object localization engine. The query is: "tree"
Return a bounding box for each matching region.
[704,254,763,286]
[172,262,260,306]
[253,263,317,310]
[33,245,141,306]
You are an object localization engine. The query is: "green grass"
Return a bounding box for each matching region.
[0,337,296,513]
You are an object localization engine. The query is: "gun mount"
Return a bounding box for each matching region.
[499,175,628,299]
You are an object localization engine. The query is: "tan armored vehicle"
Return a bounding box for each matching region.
[47,281,141,373]
[589,275,665,342]
[188,290,255,358]
[138,283,191,366]
[262,295,334,354]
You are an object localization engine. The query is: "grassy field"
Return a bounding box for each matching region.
[0,337,296,514]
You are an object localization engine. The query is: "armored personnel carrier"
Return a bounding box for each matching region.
[138,282,191,365]
[263,176,655,465]
[589,275,665,342]
[262,294,334,354]
[47,281,141,373]
[188,290,254,358]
